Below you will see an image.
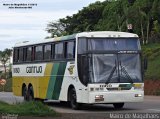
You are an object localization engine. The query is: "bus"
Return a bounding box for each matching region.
[12,31,146,109]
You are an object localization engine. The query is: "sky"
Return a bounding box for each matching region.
[0,0,105,50]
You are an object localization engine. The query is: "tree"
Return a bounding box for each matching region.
[45,0,160,44]
[0,48,12,79]
[46,21,66,38]
[46,1,105,37]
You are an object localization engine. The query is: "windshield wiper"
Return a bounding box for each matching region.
[120,61,133,83]
[105,60,117,84]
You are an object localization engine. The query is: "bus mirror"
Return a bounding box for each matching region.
[144,58,148,70]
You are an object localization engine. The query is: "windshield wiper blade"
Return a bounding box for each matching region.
[121,66,133,83]
[105,60,117,84]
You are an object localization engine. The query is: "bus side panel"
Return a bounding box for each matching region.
[58,62,74,101]
[12,76,38,97]
[38,63,53,99]
[12,77,23,96]
[12,63,53,99]
[46,62,67,100]
[58,62,89,103]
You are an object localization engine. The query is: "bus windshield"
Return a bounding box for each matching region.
[77,37,142,85]
[91,53,142,83]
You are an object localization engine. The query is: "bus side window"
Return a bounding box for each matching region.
[13,48,19,63]
[66,41,75,59]
[44,44,51,60]
[23,48,27,62]
[32,46,35,61]
[55,42,64,59]
[19,48,23,62]
[35,45,43,61]
[26,47,32,62]
[51,44,55,59]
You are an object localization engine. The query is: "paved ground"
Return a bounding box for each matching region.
[0,92,23,104]
[0,92,160,119]
[47,96,160,113]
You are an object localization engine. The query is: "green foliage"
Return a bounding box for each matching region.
[0,101,57,117]
[142,44,160,80]
[0,48,12,79]
[46,0,160,43]
[45,0,160,80]
[46,1,105,36]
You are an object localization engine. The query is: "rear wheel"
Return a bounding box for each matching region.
[22,86,27,101]
[28,86,34,101]
[69,88,81,110]
[113,103,124,109]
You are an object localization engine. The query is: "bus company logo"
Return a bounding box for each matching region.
[68,65,75,75]
[26,66,42,73]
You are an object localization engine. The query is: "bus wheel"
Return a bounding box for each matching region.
[28,86,34,101]
[69,88,80,110]
[113,103,124,109]
[22,86,27,101]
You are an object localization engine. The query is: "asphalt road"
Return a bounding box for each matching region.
[0,92,160,115]
[47,96,160,113]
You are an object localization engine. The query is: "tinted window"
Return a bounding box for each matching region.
[44,44,51,60]
[55,43,63,59]
[19,48,23,62]
[26,47,32,61]
[78,38,87,54]
[35,45,43,61]
[13,48,19,63]
[88,38,140,51]
[66,41,75,59]
[23,48,27,61]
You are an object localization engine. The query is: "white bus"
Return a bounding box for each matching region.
[12,31,145,109]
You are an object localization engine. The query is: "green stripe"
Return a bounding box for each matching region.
[46,63,59,99]
[60,34,76,40]
[52,62,67,100]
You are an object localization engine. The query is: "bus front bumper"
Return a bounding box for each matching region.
[88,91,144,104]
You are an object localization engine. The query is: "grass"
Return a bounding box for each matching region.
[0,101,58,117]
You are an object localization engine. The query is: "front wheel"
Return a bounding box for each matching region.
[69,88,81,110]
[113,103,124,109]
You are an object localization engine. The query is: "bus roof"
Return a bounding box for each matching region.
[14,31,138,48]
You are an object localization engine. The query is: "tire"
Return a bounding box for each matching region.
[28,86,34,101]
[22,86,28,101]
[69,88,81,110]
[113,103,124,109]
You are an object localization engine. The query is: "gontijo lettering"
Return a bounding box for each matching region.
[26,66,42,73]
